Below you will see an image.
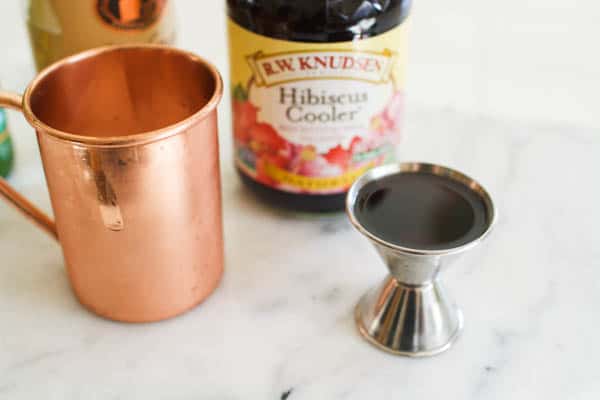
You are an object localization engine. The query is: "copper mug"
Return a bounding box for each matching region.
[0,45,224,322]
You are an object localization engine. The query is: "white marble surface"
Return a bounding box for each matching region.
[1,1,599,399]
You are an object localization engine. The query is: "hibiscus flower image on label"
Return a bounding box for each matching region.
[227,0,411,212]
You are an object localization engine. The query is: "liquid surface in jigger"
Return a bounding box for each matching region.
[354,172,489,250]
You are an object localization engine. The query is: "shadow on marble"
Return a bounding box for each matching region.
[0,253,82,317]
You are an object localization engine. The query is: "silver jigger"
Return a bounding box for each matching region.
[346,163,496,357]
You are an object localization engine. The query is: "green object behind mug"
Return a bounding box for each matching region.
[0,108,14,178]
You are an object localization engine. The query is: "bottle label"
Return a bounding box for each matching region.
[96,0,167,29]
[228,19,408,194]
[0,108,7,141]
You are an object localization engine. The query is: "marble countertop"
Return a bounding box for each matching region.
[1,1,598,399]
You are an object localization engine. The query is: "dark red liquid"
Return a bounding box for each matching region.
[354,172,489,250]
[227,0,411,42]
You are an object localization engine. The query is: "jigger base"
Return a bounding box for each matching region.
[355,276,464,357]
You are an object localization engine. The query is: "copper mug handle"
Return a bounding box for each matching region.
[0,91,58,240]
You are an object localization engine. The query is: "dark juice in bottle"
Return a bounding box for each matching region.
[227,0,412,212]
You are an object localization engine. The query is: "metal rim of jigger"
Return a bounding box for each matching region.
[346,162,497,357]
[346,162,497,257]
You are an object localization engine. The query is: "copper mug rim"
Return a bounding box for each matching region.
[19,43,223,148]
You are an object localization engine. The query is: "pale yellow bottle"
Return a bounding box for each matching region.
[25,0,176,71]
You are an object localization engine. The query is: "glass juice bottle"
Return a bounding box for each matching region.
[25,0,176,71]
[227,0,411,212]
